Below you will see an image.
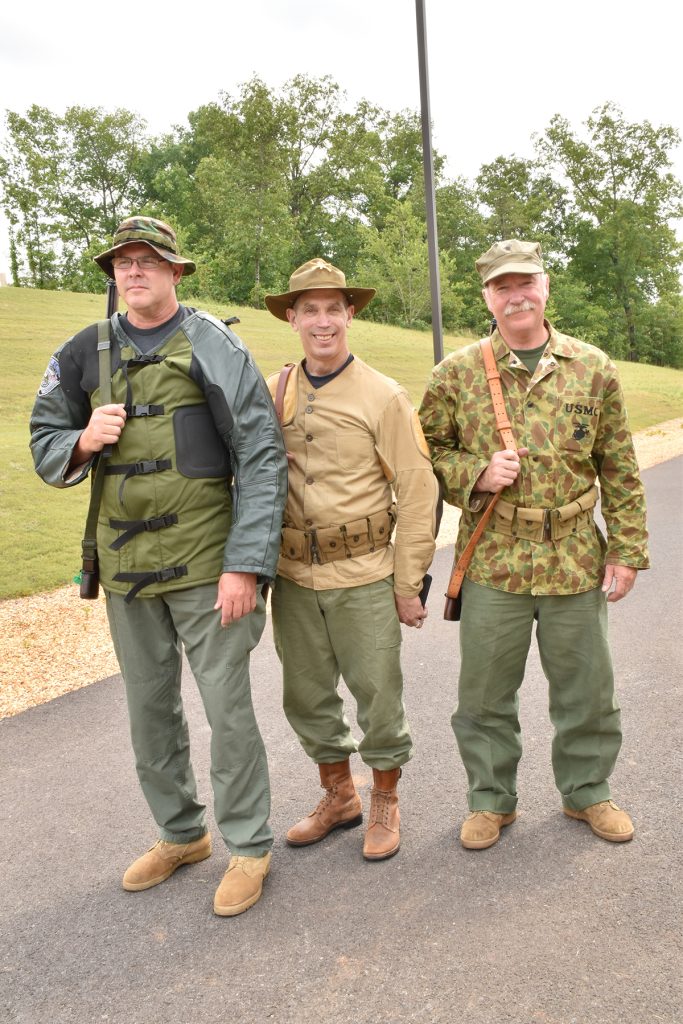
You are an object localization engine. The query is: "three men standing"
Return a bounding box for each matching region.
[30,217,287,915]
[420,240,648,849]
[30,221,647,914]
[265,259,438,860]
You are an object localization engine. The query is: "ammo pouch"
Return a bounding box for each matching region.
[491,485,599,542]
[281,506,396,565]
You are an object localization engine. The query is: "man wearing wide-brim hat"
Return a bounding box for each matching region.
[265,258,438,861]
[30,215,287,916]
[419,239,649,851]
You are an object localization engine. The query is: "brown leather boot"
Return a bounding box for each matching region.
[286,760,363,846]
[363,768,401,861]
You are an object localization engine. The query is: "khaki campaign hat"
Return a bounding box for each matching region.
[265,258,376,321]
[94,217,196,278]
[476,240,544,284]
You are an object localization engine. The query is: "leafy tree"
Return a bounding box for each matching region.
[358,200,461,329]
[435,178,488,332]
[0,105,148,290]
[536,103,683,362]
[476,156,571,262]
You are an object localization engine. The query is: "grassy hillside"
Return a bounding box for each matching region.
[2,286,681,599]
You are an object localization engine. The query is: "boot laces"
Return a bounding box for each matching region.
[369,788,393,827]
[314,783,338,815]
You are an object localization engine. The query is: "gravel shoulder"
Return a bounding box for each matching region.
[2,417,681,720]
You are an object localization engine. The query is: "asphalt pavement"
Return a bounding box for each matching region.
[2,457,681,1024]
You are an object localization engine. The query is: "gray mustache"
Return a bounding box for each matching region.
[504,300,536,316]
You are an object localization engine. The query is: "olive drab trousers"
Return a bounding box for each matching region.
[106,584,272,856]
[272,575,413,769]
[453,579,622,814]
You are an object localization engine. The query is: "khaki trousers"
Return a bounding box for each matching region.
[453,578,621,813]
[272,575,412,769]
[106,585,272,855]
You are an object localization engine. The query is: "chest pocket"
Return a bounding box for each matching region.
[336,431,377,469]
[555,398,601,451]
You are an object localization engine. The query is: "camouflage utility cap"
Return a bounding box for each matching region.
[265,258,376,321]
[94,216,196,278]
[476,240,544,285]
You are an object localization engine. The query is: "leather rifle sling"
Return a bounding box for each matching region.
[444,336,518,617]
[274,362,295,424]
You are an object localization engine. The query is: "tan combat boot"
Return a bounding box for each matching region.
[122,833,212,891]
[563,800,634,842]
[460,810,517,850]
[213,852,272,916]
[363,768,401,861]
[286,760,363,846]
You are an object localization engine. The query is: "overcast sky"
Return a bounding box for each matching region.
[1,0,681,277]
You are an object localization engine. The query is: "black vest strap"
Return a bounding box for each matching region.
[108,513,179,551]
[125,355,165,367]
[114,564,188,603]
[104,458,172,506]
[104,458,172,476]
[119,354,166,413]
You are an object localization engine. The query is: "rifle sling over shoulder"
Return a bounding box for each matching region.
[79,320,113,598]
[444,337,516,616]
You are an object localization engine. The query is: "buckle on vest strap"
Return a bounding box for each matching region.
[126,404,165,418]
[145,514,177,532]
[135,459,165,475]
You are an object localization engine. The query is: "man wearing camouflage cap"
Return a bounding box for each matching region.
[264,259,438,861]
[419,240,649,850]
[30,216,287,915]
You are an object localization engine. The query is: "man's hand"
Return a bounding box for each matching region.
[474,448,529,493]
[80,403,127,454]
[68,404,127,472]
[214,572,257,626]
[395,594,428,629]
[602,564,637,603]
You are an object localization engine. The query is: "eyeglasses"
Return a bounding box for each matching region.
[111,255,165,270]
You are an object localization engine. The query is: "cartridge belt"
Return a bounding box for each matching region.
[281,506,396,565]
[490,485,599,542]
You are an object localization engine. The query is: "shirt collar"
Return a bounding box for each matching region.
[491,321,580,364]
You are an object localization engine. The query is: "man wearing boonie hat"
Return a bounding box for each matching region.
[420,239,649,850]
[30,216,287,915]
[265,259,438,861]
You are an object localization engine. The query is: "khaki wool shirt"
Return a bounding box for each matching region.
[268,358,438,594]
[419,324,649,596]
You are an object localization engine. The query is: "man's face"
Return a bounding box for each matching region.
[483,272,549,344]
[286,289,354,372]
[112,242,182,322]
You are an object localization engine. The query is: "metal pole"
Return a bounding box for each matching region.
[415,0,444,365]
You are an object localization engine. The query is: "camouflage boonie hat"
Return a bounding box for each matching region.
[94,216,196,278]
[476,239,544,284]
[265,258,376,321]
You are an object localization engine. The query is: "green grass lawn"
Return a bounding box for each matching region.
[2,286,682,599]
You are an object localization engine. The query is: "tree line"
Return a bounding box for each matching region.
[1,76,682,366]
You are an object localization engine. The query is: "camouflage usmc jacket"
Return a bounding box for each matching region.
[419,324,649,595]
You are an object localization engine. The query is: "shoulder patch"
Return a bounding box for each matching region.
[38,355,61,396]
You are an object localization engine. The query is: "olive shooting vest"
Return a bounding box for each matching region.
[94,326,232,600]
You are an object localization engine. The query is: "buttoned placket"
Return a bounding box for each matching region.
[502,353,565,587]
